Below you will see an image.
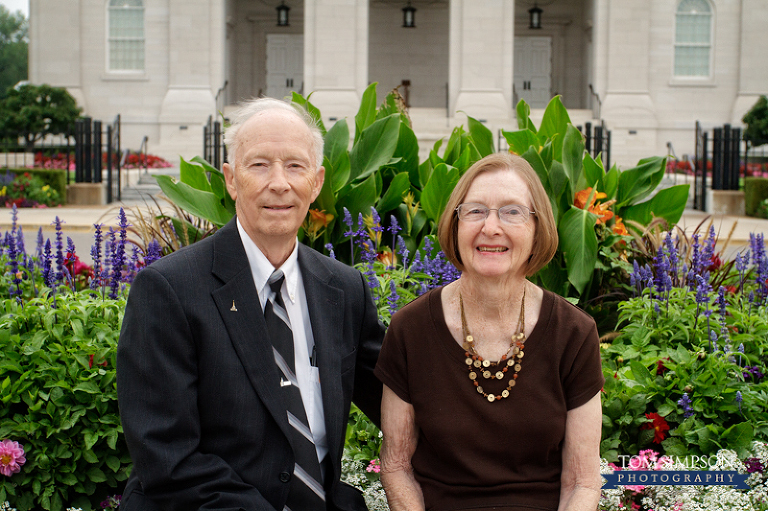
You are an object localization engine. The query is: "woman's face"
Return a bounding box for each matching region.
[456,168,536,281]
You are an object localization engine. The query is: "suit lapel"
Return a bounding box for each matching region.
[211,219,292,442]
[298,245,347,468]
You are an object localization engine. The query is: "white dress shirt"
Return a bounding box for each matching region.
[236,220,328,464]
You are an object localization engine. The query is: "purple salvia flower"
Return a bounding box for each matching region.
[388,215,401,237]
[144,239,162,267]
[110,208,130,299]
[735,390,743,414]
[738,343,745,353]
[42,239,54,289]
[343,207,353,234]
[387,279,398,315]
[53,216,65,283]
[710,330,718,353]
[677,393,694,419]
[324,242,336,260]
[717,286,727,319]
[35,227,44,261]
[91,224,103,290]
[664,233,680,285]
[397,235,409,269]
[689,235,703,288]
[10,203,18,233]
[6,226,21,301]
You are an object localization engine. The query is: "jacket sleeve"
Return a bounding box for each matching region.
[350,270,385,428]
[117,266,278,511]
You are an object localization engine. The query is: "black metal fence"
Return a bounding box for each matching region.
[73,115,122,203]
[693,121,745,211]
[0,133,75,172]
[203,115,227,170]
[581,121,611,170]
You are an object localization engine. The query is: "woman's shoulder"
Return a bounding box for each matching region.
[539,288,597,330]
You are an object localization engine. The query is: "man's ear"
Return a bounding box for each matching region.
[223,162,238,201]
[311,166,326,202]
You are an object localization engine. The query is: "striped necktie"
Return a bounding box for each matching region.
[264,270,326,511]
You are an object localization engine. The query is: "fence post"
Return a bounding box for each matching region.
[585,122,592,155]
[712,127,723,190]
[107,125,113,204]
[214,121,222,169]
[730,126,741,190]
[94,120,103,184]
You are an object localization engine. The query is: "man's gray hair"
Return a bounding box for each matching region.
[223,97,324,171]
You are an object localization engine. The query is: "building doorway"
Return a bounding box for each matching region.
[266,34,304,99]
[514,36,552,108]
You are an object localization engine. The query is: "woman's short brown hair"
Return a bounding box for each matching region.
[436,152,558,277]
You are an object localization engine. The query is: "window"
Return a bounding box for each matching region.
[674,0,712,77]
[108,0,144,71]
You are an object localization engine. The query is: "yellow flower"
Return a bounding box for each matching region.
[0,186,6,197]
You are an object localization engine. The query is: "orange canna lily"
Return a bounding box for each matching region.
[613,217,628,235]
[377,249,397,268]
[574,187,607,210]
[308,209,334,228]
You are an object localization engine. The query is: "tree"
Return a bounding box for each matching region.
[0,84,83,149]
[742,95,768,149]
[0,5,28,99]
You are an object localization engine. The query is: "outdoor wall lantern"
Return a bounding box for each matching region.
[529,3,542,29]
[276,1,290,27]
[402,1,416,28]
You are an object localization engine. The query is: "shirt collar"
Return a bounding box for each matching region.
[236,218,300,305]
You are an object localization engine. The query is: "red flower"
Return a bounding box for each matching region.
[656,358,670,375]
[724,285,738,295]
[707,254,723,272]
[641,413,670,444]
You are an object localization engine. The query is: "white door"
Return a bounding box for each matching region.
[514,37,551,108]
[266,34,304,100]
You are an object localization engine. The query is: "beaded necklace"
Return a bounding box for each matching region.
[460,286,526,403]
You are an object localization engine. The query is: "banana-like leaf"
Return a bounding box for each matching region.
[619,184,691,229]
[311,155,337,219]
[180,157,213,193]
[604,163,619,199]
[393,122,420,180]
[155,175,234,228]
[442,126,465,166]
[562,124,585,193]
[516,99,536,133]
[376,172,411,215]
[582,152,605,196]
[349,113,401,182]
[464,113,495,157]
[421,163,459,225]
[354,83,378,143]
[617,156,667,207]
[559,206,599,296]
[549,161,568,201]
[291,92,326,136]
[501,128,540,156]
[324,119,351,192]
[336,173,378,223]
[538,96,572,143]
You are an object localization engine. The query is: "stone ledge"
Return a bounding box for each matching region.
[67,183,106,206]
[706,189,745,216]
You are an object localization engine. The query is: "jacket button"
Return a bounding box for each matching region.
[279,472,291,483]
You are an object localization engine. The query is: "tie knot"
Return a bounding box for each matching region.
[268,270,286,294]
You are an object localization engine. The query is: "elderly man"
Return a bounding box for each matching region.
[117,98,384,511]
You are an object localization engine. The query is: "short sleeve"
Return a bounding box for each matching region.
[562,318,604,410]
[374,313,413,403]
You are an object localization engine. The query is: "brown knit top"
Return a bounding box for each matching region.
[374,286,604,511]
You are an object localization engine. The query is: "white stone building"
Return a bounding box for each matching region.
[28,0,768,168]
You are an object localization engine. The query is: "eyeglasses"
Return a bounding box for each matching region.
[455,203,536,225]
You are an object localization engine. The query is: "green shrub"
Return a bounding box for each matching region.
[0,291,130,511]
[0,168,67,205]
[745,176,768,217]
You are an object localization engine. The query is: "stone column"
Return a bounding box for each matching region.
[598,0,658,167]
[731,0,768,124]
[304,0,368,122]
[158,0,224,156]
[449,0,514,120]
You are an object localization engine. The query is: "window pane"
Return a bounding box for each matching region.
[109,1,144,71]
[678,0,711,14]
[109,0,143,7]
[109,9,144,38]
[676,14,710,43]
[674,46,709,76]
[110,40,145,71]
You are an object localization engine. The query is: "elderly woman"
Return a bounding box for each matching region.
[374,153,604,511]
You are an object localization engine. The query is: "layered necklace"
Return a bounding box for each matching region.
[459,285,526,403]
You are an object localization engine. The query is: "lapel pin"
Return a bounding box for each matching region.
[230,300,238,312]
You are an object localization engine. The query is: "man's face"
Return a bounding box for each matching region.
[223,109,324,252]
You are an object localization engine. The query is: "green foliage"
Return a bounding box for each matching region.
[502,97,689,316]
[0,291,130,511]
[745,177,768,217]
[0,6,27,100]
[0,84,82,149]
[743,95,768,148]
[1,171,62,207]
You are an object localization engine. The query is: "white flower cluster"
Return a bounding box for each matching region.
[340,455,389,511]
[0,503,17,511]
[599,443,768,511]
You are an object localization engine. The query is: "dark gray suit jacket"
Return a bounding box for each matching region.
[117,218,384,510]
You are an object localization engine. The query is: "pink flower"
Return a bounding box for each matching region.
[0,439,26,477]
[366,459,381,474]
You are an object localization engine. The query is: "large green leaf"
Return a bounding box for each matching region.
[392,122,420,180]
[324,119,351,192]
[188,156,236,214]
[312,155,337,218]
[336,173,378,222]
[559,206,598,296]
[179,157,213,193]
[616,156,666,207]
[349,113,401,182]
[603,163,619,199]
[538,96,571,143]
[417,158,433,189]
[421,163,460,224]
[562,124,585,193]
[521,146,550,194]
[619,184,691,228]
[354,83,378,143]
[501,128,540,157]
[442,126,465,166]
[464,113,495,157]
[516,99,536,133]
[291,92,326,136]
[723,422,754,457]
[376,172,411,215]
[582,152,605,195]
[156,175,234,227]
[549,160,568,201]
